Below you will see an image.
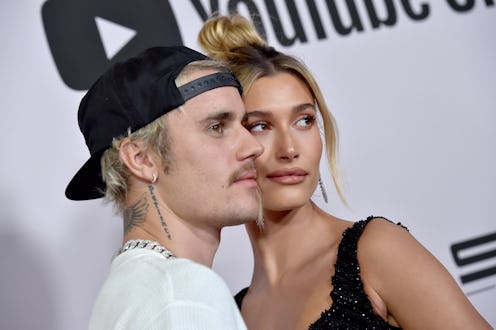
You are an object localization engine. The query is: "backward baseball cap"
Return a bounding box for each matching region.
[65,46,242,201]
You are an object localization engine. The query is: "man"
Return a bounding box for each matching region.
[65,46,263,329]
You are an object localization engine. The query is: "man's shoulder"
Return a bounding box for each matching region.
[89,249,241,329]
[113,249,223,282]
[108,249,232,300]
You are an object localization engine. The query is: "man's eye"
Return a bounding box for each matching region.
[208,123,224,134]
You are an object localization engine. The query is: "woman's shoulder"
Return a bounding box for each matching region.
[352,216,408,246]
[356,216,416,270]
[331,216,408,251]
[356,217,491,328]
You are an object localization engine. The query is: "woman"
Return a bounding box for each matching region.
[198,15,491,330]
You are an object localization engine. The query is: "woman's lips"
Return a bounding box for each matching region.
[266,168,308,184]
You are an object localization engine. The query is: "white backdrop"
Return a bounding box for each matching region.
[1,1,494,329]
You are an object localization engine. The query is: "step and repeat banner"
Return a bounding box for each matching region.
[1,1,494,329]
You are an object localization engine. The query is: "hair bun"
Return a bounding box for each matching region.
[198,15,266,61]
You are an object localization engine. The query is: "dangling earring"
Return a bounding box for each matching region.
[151,173,157,184]
[319,176,328,204]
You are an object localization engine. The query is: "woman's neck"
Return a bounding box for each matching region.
[246,202,340,287]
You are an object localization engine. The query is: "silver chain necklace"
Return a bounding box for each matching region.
[113,239,176,260]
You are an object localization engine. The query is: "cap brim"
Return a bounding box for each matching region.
[65,150,106,201]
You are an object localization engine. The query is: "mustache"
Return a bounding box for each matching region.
[228,163,257,186]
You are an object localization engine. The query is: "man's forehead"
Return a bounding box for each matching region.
[183,85,245,119]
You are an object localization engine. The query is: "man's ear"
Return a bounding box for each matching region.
[119,138,157,183]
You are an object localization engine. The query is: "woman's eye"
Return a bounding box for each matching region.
[296,116,315,127]
[209,123,224,134]
[249,122,268,132]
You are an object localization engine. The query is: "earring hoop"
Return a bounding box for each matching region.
[151,173,157,184]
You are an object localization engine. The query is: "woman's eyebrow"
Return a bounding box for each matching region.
[245,103,315,121]
[245,110,274,120]
[293,103,316,113]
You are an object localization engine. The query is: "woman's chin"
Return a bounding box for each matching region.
[262,196,311,212]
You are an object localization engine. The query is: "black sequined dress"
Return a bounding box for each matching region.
[234,216,406,330]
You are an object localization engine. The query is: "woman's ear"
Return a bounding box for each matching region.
[119,138,157,184]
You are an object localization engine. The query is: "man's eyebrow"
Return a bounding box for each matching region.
[200,111,234,124]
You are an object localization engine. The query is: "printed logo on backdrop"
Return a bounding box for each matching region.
[42,0,494,90]
[41,0,182,90]
[451,231,496,296]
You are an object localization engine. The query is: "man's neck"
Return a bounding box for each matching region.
[123,215,221,267]
[122,185,222,267]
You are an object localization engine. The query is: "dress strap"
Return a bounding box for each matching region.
[310,216,405,329]
[234,287,249,309]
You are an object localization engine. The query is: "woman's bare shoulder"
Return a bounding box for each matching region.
[357,216,491,329]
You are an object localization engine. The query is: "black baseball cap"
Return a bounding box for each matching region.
[65,46,242,201]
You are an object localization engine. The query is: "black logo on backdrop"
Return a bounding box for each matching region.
[41,0,430,90]
[42,0,494,91]
[451,231,496,293]
[42,0,182,90]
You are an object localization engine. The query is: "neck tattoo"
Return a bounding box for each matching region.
[148,184,172,240]
[123,196,148,235]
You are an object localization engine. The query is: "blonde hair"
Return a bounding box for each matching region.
[101,59,232,214]
[199,15,345,203]
[101,118,170,215]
